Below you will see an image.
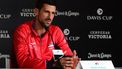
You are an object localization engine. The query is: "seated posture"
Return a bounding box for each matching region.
[11,0,79,69]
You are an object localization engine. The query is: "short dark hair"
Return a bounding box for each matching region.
[35,0,57,9]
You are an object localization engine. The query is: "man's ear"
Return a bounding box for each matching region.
[33,8,39,16]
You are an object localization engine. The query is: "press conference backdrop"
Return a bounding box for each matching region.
[0,0,121,68]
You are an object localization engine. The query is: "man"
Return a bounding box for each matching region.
[11,0,79,69]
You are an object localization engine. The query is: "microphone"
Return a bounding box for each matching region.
[43,23,55,47]
[44,23,57,68]
[44,23,63,60]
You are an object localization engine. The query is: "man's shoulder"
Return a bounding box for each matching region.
[49,25,63,35]
[13,20,33,36]
[50,25,61,31]
[15,20,32,31]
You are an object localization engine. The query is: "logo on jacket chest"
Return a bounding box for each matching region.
[29,42,37,50]
[48,42,54,50]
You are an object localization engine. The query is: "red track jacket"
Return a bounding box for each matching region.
[12,20,73,69]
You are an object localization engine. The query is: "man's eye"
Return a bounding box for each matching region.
[52,12,55,15]
[44,11,49,13]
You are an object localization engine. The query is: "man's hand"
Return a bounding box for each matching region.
[60,50,79,69]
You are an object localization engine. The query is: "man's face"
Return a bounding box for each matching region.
[35,3,56,27]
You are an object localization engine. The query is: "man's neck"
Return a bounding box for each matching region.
[34,22,46,36]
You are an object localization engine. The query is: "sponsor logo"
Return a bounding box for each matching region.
[87,8,113,21]
[88,52,112,59]
[63,28,80,41]
[48,42,54,49]
[29,42,37,50]
[0,8,11,19]
[0,30,10,39]
[63,28,70,36]
[55,10,80,16]
[0,14,11,19]
[20,8,35,17]
[88,31,112,39]
[97,8,103,15]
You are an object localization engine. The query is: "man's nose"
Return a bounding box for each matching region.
[48,13,53,19]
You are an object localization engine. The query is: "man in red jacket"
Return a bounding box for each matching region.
[11,0,79,69]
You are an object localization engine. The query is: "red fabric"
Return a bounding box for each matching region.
[12,20,73,68]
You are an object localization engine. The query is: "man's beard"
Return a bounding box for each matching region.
[44,23,50,28]
[38,17,50,30]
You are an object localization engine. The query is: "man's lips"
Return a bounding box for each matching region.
[46,20,52,23]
